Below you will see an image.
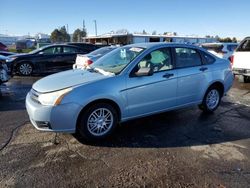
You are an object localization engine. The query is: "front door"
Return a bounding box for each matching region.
[126,47,177,118]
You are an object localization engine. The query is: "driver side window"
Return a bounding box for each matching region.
[43,46,62,54]
[138,48,172,73]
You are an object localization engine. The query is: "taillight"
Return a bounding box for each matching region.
[86,59,93,65]
[229,55,234,70]
[230,55,234,65]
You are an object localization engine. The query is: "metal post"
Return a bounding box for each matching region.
[83,19,85,31]
[94,20,97,36]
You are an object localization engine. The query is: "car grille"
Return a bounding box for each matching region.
[29,89,40,104]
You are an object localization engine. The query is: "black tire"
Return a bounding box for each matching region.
[238,75,250,83]
[77,103,118,141]
[17,62,33,76]
[199,86,222,113]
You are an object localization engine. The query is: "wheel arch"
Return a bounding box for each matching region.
[76,98,122,128]
[206,81,224,97]
[15,60,34,73]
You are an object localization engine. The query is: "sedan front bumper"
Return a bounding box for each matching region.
[26,92,82,133]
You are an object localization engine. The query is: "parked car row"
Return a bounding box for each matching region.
[25,42,234,141]
[0,42,109,76]
[5,44,88,76]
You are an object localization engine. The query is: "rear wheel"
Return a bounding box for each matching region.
[17,62,33,76]
[77,103,118,141]
[238,75,249,83]
[199,86,222,113]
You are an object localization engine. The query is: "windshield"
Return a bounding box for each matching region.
[91,46,145,74]
[89,47,116,56]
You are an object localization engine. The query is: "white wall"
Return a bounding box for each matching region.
[133,36,147,43]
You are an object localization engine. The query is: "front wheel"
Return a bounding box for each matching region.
[77,103,118,141]
[17,62,33,76]
[199,86,222,113]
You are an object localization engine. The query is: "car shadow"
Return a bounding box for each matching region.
[74,101,250,148]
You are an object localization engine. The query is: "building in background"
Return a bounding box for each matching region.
[83,33,217,45]
[0,34,18,46]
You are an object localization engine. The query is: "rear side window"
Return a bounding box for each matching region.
[175,48,202,68]
[237,39,250,52]
[201,51,216,65]
[43,46,62,54]
[63,47,79,53]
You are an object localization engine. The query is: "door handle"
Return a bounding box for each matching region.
[199,67,208,72]
[163,73,174,78]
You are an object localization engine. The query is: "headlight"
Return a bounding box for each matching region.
[6,57,17,62]
[38,88,72,106]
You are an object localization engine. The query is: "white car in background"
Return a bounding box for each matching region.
[231,37,250,83]
[201,42,238,60]
[73,46,118,69]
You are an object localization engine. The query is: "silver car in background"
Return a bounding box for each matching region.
[26,43,234,141]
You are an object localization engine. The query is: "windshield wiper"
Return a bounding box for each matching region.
[87,67,115,76]
[94,67,115,76]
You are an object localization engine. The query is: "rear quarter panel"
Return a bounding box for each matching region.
[207,58,234,95]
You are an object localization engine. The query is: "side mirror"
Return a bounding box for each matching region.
[38,51,44,55]
[134,67,153,77]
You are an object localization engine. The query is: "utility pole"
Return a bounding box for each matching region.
[83,19,85,31]
[66,24,69,33]
[94,20,97,36]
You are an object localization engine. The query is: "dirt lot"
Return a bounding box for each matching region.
[0,76,250,188]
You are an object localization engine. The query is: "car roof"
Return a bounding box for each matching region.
[125,42,202,50]
[241,37,250,41]
[202,42,238,45]
[38,44,83,51]
[44,44,80,48]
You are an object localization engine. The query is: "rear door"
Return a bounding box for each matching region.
[59,46,86,71]
[233,39,250,69]
[35,46,63,73]
[174,47,209,106]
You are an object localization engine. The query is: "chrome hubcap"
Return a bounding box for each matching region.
[206,89,220,110]
[87,108,113,136]
[19,63,32,75]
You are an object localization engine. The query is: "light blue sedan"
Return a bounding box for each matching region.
[26,43,234,141]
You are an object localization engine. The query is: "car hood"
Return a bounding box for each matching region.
[33,69,113,93]
[9,53,30,58]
